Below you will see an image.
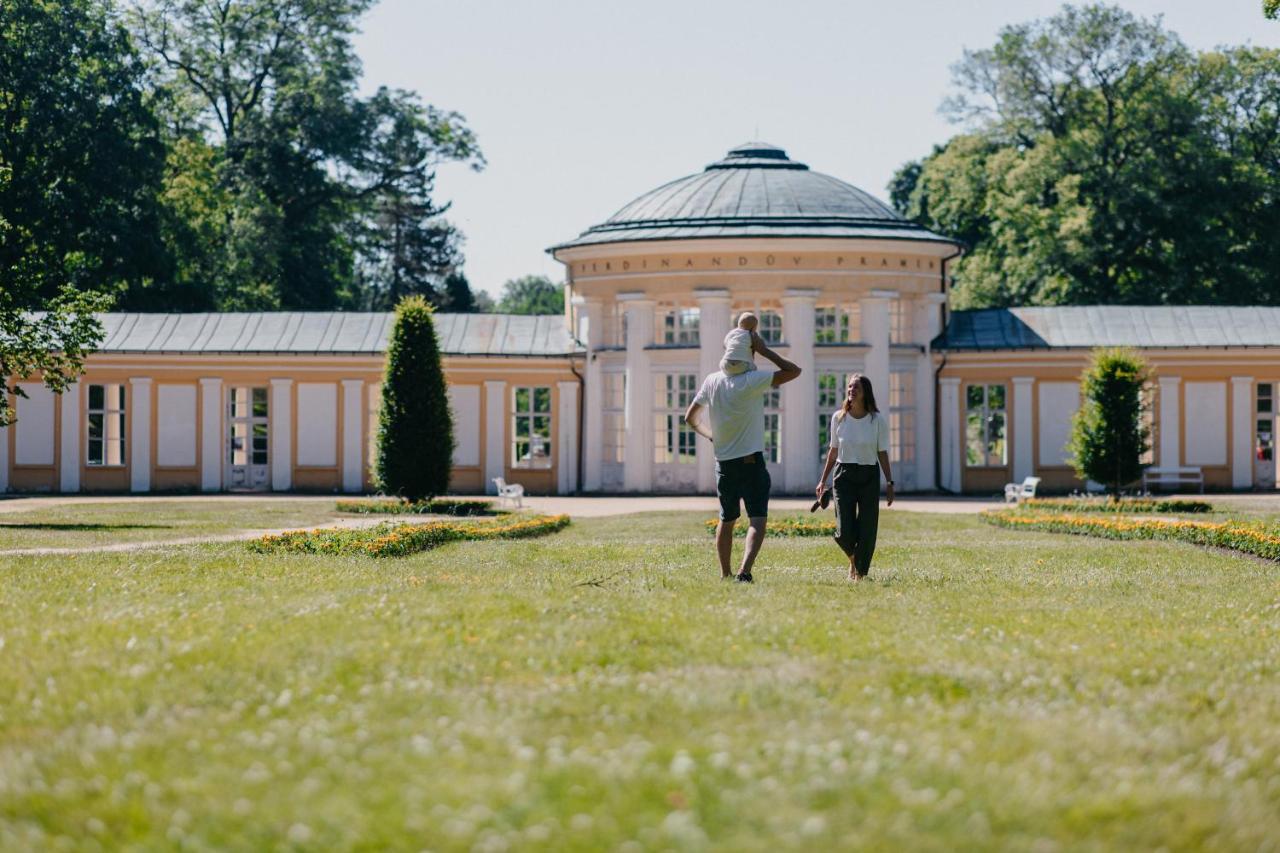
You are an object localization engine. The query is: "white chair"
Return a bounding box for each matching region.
[492,477,525,508]
[1004,476,1041,503]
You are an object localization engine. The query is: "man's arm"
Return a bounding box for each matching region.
[752,332,802,387]
[684,401,713,440]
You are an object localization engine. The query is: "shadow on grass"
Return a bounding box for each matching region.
[0,523,175,531]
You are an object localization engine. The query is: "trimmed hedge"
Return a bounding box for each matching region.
[705,517,836,537]
[1019,497,1212,514]
[982,510,1280,561]
[336,497,496,516]
[250,514,570,558]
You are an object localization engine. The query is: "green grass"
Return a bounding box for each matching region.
[2,508,1279,849]
[0,500,341,550]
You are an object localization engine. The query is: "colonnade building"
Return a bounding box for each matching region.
[3,143,1278,495]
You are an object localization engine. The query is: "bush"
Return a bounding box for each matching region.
[249,514,570,558]
[704,517,836,537]
[376,296,452,502]
[982,510,1280,561]
[1020,497,1212,514]
[1067,348,1152,496]
[336,497,496,516]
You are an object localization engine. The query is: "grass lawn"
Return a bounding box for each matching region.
[1,507,1278,849]
[0,500,341,550]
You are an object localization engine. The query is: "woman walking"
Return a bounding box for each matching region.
[815,374,894,581]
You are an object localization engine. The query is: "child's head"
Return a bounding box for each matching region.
[736,312,758,332]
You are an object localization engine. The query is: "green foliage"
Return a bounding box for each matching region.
[1267,0,1279,20]
[1067,348,1151,495]
[496,275,564,315]
[376,297,453,502]
[249,513,570,556]
[336,497,496,516]
[894,5,1280,308]
[439,272,478,312]
[1020,497,1212,514]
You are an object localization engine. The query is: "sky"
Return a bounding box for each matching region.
[352,0,1280,298]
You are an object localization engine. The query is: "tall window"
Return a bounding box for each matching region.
[513,386,553,469]
[603,302,626,347]
[733,301,784,345]
[654,374,698,464]
[660,303,700,345]
[602,373,625,465]
[86,383,126,466]
[1258,383,1274,463]
[815,307,852,344]
[817,372,847,460]
[889,371,915,468]
[764,387,782,464]
[890,299,912,344]
[966,384,1006,467]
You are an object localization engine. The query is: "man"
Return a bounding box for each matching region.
[684,325,802,582]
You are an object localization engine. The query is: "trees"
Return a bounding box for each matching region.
[375,297,453,501]
[495,275,564,315]
[892,5,1280,308]
[439,272,478,313]
[1068,348,1151,496]
[1267,1,1278,20]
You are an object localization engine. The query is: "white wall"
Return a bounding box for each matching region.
[448,385,481,466]
[14,383,55,465]
[156,385,198,467]
[1038,382,1079,467]
[296,382,337,466]
[1184,381,1227,466]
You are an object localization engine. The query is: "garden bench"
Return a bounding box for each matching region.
[1004,476,1041,503]
[492,477,525,508]
[1141,466,1204,494]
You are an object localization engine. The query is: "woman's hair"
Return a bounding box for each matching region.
[836,373,879,421]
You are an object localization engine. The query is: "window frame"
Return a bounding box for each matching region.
[85,383,127,468]
[653,373,699,465]
[658,303,700,346]
[965,383,1007,468]
[511,385,554,470]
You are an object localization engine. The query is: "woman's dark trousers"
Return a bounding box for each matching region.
[833,463,880,576]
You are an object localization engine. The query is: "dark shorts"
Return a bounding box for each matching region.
[715,451,771,522]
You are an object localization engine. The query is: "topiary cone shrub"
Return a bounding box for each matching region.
[376,296,454,501]
[1067,347,1152,498]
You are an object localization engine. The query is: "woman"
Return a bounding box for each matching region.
[815,374,894,581]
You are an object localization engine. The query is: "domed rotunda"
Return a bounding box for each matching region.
[551,143,962,495]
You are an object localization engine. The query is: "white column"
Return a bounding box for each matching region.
[0,419,7,493]
[578,298,605,492]
[861,290,893,408]
[270,378,293,492]
[781,289,818,492]
[341,379,364,493]
[59,385,81,493]
[129,377,152,492]
[695,289,732,492]
[620,294,655,492]
[915,293,946,491]
[1012,376,1035,482]
[557,380,579,494]
[199,378,222,492]
[1231,376,1254,489]
[483,380,506,494]
[939,377,962,493]
[1158,376,1181,468]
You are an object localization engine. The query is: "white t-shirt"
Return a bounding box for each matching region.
[829,410,889,464]
[693,370,775,461]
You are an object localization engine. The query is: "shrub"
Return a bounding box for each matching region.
[705,517,836,537]
[982,510,1280,561]
[376,296,452,502]
[1020,497,1212,514]
[249,514,570,558]
[1067,348,1152,496]
[336,498,496,516]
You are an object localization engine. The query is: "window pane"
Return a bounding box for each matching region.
[533,415,551,437]
[967,385,984,409]
[515,387,530,413]
[515,416,530,438]
[88,413,104,440]
[534,387,551,413]
[88,385,104,410]
[88,438,103,465]
[114,384,127,410]
[966,412,984,466]
[987,412,1007,465]
[252,387,268,417]
[987,385,1005,410]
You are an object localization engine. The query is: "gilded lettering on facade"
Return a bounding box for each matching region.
[576,255,936,274]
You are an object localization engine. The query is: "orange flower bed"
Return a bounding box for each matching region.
[982,510,1280,561]
[249,514,570,558]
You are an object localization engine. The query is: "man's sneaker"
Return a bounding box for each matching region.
[735,572,753,583]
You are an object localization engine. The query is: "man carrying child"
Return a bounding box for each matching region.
[683,313,802,582]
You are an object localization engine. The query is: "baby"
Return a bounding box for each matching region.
[720,312,758,376]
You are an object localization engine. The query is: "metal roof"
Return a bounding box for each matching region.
[550,142,959,252]
[935,306,1280,351]
[92,313,580,357]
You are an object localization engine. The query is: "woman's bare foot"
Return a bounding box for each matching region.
[848,572,861,582]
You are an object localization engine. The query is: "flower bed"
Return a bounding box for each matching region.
[982,510,1280,561]
[704,517,836,537]
[335,497,496,516]
[1019,497,1212,514]
[250,514,570,558]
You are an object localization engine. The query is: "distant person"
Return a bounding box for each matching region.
[814,373,894,581]
[719,311,757,375]
[684,315,801,583]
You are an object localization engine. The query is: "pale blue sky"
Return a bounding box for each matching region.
[352,1,1280,297]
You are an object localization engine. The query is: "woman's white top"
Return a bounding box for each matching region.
[828,410,889,464]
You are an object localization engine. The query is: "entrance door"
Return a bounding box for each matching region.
[226,386,270,490]
[1256,382,1276,490]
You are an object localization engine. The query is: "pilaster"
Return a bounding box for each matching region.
[781,288,818,491]
[620,293,655,492]
[915,293,947,491]
[578,298,605,492]
[861,290,893,409]
[484,380,506,494]
[269,378,293,492]
[59,384,81,493]
[557,380,580,494]
[1231,377,1254,489]
[1158,376,1181,468]
[341,379,364,493]
[199,378,222,492]
[1012,376,1035,482]
[0,418,7,494]
[939,377,962,493]
[129,377,152,492]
